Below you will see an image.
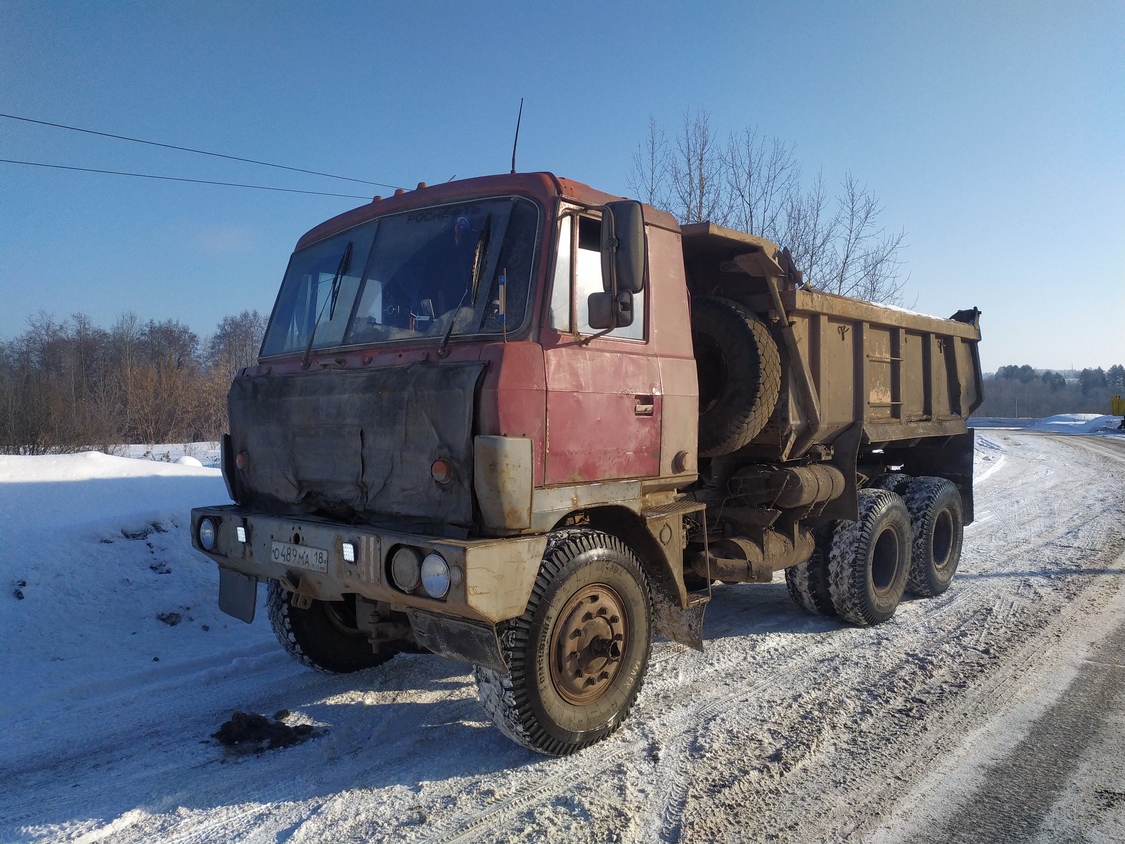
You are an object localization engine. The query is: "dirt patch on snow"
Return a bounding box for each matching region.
[212,711,321,754]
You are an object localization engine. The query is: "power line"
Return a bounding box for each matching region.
[0,112,403,190]
[0,159,374,199]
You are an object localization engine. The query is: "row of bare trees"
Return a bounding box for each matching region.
[627,110,907,304]
[0,310,265,453]
[974,364,1125,418]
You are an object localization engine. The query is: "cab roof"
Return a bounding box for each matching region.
[294,172,679,250]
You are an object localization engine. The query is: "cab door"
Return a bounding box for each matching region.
[541,209,661,485]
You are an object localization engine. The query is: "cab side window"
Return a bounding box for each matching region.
[549,213,645,340]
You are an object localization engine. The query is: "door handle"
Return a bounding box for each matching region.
[634,395,654,417]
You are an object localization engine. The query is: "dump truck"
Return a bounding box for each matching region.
[191,172,983,755]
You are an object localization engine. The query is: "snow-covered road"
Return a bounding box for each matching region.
[2,429,1124,843]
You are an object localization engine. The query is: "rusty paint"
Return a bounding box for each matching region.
[477,342,547,488]
[474,436,533,531]
[541,340,663,485]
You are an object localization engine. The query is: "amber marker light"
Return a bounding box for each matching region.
[431,458,453,484]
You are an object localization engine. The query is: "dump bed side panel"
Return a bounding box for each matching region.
[783,288,982,449]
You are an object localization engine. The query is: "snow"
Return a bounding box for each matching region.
[1026,413,1122,434]
[117,442,221,468]
[0,451,235,709]
[973,414,1125,434]
[970,416,1033,428]
[2,416,1124,843]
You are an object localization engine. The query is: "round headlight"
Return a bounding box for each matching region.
[420,553,450,599]
[391,546,422,592]
[198,518,217,551]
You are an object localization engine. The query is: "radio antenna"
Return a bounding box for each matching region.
[510,98,524,175]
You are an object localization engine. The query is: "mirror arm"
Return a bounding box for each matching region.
[578,325,615,346]
[600,205,619,298]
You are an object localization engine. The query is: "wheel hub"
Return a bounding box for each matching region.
[550,584,628,705]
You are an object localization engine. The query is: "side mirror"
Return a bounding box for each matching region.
[601,200,646,295]
[587,290,634,330]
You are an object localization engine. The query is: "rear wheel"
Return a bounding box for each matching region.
[827,489,912,626]
[474,530,652,756]
[871,472,911,495]
[902,477,964,597]
[266,580,393,673]
[784,529,836,616]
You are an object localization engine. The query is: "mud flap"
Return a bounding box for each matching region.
[218,568,258,624]
[652,590,708,651]
[406,609,507,673]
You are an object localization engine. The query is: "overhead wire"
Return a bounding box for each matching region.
[0,159,373,199]
[0,111,404,191]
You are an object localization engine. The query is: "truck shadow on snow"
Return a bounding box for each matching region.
[199,587,836,776]
[5,580,961,837]
[693,582,846,641]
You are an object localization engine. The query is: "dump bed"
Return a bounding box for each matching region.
[777,287,982,448]
[680,222,983,461]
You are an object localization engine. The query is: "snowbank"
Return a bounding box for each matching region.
[1025,414,1123,434]
[119,442,221,468]
[970,417,1033,428]
[0,451,238,709]
[973,414,1124,435]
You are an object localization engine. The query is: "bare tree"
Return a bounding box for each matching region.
[626,118,670,208]
[0,309,269,452]
[669,109,727,224]
[822,174,907,303]
[206,310,266,383]
[724,127,799,241]
[200,310,266,437]
[781,170,837,289]
[628,114,909,304]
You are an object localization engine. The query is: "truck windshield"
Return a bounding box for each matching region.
[261,196,540,357]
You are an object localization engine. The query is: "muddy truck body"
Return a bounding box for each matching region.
[191,172,983,755]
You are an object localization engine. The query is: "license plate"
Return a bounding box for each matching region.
[270,541,329,573]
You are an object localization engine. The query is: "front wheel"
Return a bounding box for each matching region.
[266,580,393,673]
[474,530,652,756]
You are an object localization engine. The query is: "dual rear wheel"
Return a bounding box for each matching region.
[785,477,964,625]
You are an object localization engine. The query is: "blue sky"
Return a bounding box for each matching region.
[1,0,1121,372]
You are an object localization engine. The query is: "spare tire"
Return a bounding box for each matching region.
[691,296,782,457]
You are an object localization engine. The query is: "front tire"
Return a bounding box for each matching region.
[266,580,393,673]
[827,489,912,626]
[474,530,652,756]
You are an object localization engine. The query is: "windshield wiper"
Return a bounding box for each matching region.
[438,216,491,358]
[301,241,352,370]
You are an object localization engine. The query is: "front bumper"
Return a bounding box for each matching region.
[190,505,547,627]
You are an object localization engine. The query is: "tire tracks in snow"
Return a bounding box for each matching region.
[414,430,1125,843]
[11,431,1124,844]
[673,431,1125,842]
